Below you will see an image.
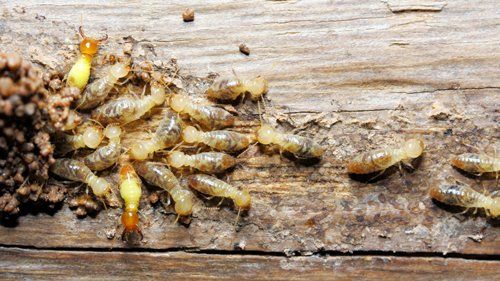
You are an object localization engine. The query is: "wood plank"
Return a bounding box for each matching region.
[0,247,498,281]
[0,0,499,256]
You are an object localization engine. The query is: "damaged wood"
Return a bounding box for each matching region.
[0,0,499,274]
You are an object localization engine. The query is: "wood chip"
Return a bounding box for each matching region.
[239,43,250,56]
[182,8,195,22]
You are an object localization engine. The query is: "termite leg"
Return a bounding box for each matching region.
[217,198,225,207]
[369,169,387,182]
[234,208,242,229]
[172,214,180,225]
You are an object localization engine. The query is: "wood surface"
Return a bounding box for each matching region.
[0,247,498,281]
[0,0,499,279]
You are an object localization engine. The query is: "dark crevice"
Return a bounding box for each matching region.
[0,244,499,261]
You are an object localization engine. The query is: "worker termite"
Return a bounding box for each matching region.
[451,153,499,177]
[206,75,268,102]
[187,174,251,219]
[347,139,425,175]
[50,158,113,202]
[91,83,165,125]
[130,110,182,160]
[67,26,107,90]
[75,60,130,110]
[256,124,324,159]
[119,163,143,241]
[134,161,194,217]
[167,151,237,174]
[83,124,122,171]
[255,100,324,160]
[429,183,499,218]
[54,123,103,155]
[182,126,255,153]
[169,94,235,130]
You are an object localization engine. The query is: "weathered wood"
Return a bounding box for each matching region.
[0,247,498,281]
[0,0,499,259]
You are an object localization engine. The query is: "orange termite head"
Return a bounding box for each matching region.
[121,210,142,242]
[78,26,107,56]
[119,163,135,179]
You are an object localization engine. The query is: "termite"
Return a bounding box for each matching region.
[429,183,499,218]
[255,100,324,159]
[167,151,237,174]
[187,174,251,217]
[83,124,122,171]
[206,76,268,102]
[130,110,182,160]
[91,83,165,125]
[54,123,103,155]
[169,94,235,129]
[347,139,425,174]
[256,125,324,159]
[67,26,107,90]
[75,61,130,109]
[119,163,143,241]
[134,161,194,217]
[451,153,500,176]
[182,126,255,153]
[50,158,112,201]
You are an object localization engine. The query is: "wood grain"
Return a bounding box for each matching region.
[0,0,499,259]
[0,247,499,281]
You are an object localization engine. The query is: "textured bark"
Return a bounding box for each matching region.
[0,0,499,277]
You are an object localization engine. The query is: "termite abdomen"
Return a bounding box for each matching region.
[451,153,499,175]
[429,184,500,218]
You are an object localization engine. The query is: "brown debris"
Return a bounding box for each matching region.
[43,71,81,131]
[68,194,101,217]
[239,44,250,56]
[182,8,195,22]
[0,52,58,215]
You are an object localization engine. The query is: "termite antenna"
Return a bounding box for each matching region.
[169,141,185,153]
[231,67,240,80]
[78,25,86,39]
[257,100,263,125]
[86,118,104,129]
[237,142,257,159]
[234,208,242,229]
[172,214,180,225]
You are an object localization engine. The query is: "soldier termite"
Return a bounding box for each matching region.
[75,60,130,110]
[67,26,107,90]
[169,94,235,130]
[451,153,500,177]
[50,158,114,204]
[119,163,143,241]
[54,123,103,155]
[187,174,251,222]
[206,75,268,102]
[167,151,237,174]
[91,83,165,125]
[130,110,182,160]
[347,138,425,175]
[182,126,255,153]
[83,124,122,171]
[134,161,194,218]
[256,100,324,159]
[429,183,500,218]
